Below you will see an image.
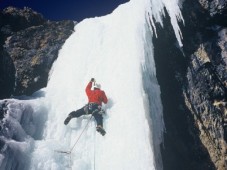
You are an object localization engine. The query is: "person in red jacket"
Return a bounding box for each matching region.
[64,78,108,136]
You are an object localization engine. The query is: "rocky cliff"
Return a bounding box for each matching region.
[0,7,74,99]
[154,0,227,170]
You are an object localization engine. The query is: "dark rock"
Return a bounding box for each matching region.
[0,100,8,120]
[4,20,74,95]
[155,0,227,169]
[184,28,227,170]
[198,0,227,17]
[0,7,45,32]
[153,8,216,170]
[0,7,74,98]
[0,50,15,99]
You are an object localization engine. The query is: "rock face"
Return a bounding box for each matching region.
[154,0,227,170]
[0,7,74,98]
[0,50,15,99]
[184,29,227,169]
[198,0,227,16]
[182,1,227,169]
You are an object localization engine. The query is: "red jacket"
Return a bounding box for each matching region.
[85,82,108,106]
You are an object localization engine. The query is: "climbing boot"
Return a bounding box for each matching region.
[64,115,72,125]
[96,126,106,136]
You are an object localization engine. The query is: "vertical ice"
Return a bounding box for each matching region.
[12,0,184,170]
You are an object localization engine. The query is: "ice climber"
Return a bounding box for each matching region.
[64,78,108,136]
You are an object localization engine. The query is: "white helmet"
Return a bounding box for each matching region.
[94,83,101,89]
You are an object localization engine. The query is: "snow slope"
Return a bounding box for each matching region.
[0,0,183,170]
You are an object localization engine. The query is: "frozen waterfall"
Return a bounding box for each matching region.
[0,0,183,169]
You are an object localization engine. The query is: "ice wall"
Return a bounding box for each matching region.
[0,98,48,170]
[0,0,183,169]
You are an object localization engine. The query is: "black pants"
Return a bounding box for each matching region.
[69,103,103,127]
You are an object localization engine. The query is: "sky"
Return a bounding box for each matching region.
[0,0,129,21]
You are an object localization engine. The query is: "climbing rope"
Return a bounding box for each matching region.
[55,115,94,169]
[93,120,96,170]
[70,115,93,152]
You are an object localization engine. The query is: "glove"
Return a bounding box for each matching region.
[98,109,105,115]
[91,78,95,82]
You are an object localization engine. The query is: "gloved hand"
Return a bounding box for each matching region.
[98,109,105,115]
[91,78,95,82]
